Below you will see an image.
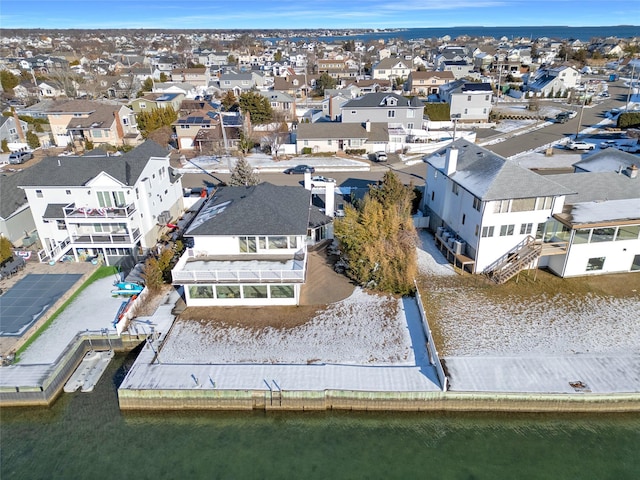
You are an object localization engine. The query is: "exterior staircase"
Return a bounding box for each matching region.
[486,236,542,284]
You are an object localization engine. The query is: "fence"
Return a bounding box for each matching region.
[413,281,448,391]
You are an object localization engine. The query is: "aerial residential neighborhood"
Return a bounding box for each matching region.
[0,26,639,421]
[1,0,640,467]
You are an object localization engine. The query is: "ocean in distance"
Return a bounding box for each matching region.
[268,25,640,43]
[2,353,639,480]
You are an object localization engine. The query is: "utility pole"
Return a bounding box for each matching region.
[625,63,636,112]
[575,93,587,140]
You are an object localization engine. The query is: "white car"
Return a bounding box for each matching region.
[600,140,617,149]
[567,140,596,151]
[311,175,336,183]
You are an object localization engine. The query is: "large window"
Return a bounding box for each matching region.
[271,285,295,298]
[189,285,213,299]
[268,236,288,249]
[591,228,616,243]
[216,285,240,299]
[97,191,125,208]
[617,225,640,241]
[242,285,268,298]
[535,196,553,210]
[494,200,510,213]
[239,236,257,253]
[574,229,591,244]
[511,198,536,212]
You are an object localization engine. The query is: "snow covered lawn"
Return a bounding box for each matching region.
[160,289,417,365]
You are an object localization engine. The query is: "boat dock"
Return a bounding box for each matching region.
[63,349,114,393]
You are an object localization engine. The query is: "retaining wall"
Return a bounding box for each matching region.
[118,388,640,412]
[0,332,143,407]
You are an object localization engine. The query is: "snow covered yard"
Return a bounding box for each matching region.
[431,288,640,356]
[160,289,418,365]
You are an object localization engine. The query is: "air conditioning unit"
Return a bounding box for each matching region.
[448,237,456,248]
[436,226,444,238]
[453,240,465,255]
[443,231,451,242]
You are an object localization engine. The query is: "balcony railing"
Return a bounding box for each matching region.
[70,228,141,246]
[172,266,306,284]
[63,203,136,219]
[171,248,307,284]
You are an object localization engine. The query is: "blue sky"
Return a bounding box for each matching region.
[1,0,638,29]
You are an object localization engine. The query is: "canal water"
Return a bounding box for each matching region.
[2,352,639,479]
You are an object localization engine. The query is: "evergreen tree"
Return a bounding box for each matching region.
[334,171,417,295]
[314,72,337,96]
[136,106,178,138]
[221,91,238,111]
[228,156,260,186]
[26,130,40,149]
[238,91,273,124]
[0,70,20,92]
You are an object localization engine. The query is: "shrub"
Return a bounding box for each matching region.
[301,147,313,154]
[618,112,640,129]
[0,236,13,264]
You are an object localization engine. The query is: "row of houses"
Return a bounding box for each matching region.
[2,138,638,312]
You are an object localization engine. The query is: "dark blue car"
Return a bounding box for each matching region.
[284,165,315,174]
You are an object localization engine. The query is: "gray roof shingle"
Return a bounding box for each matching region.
[17,140,168,188]
[426,139,574,200]
[186,183,312,236]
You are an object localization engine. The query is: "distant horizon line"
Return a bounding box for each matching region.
[3,25,639,31]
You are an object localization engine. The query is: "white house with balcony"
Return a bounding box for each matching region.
[18,140,184,266]
[171,183,332,307]
[541,151,640,277]
[423,140,640,281]
[422,139,574,282]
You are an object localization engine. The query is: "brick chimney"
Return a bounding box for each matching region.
[12,109,26,143]
[113,109,125,144]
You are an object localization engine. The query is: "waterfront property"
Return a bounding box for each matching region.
[421,139,640,281]
[171,182,332,306]
[16,140,184,265]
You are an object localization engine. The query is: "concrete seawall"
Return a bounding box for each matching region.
[0,333,143,407]
[118,388,640,413]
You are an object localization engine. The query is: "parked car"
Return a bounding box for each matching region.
[8,151,33,164]
[311,175,335,183]
[619,143,640,154]
[600,140,617,149]
[555,112,570,123]
[567,140,596,151]
[374,151,388,162]
[284,164,315,174]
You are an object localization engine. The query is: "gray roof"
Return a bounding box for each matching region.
[0,170,29,220]
[425,139,574,200]
[43,203,67,219]
[572,148,639,173]
[546,171,640,204]
[17,140,168,188]
[186,183,312,236]
[297,122,388,142]
[342,92,423,109]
